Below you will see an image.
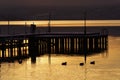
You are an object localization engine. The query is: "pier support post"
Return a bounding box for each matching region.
[47,38,51,64]
[70,38,74,53]
[102,36,105,50]
[89,37,93,53]
[94,37,99,52]
[60,38,64,53]
[68,38,70,53]
[83,36,87,63]
[78,37,81,54]
[29,24,37,63]
[105,36,108,50]
[64,38,67,54]
[10,40,13,60]
[55,38,59,54]
[99,36,102,50]
[1,46,5,58]
[47,38,51,54]
[17,40,22,59]
[28,36,38,63]
[1,41,6,58]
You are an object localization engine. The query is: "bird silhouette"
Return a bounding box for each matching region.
[61,62,67,65]
[90,61,95,64]
[80,63,84,66]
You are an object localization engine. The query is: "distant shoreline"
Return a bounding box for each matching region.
[0,25,120,36]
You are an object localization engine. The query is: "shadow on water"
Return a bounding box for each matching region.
[0,49,109,65]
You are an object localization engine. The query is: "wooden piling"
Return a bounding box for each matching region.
[60,38,64,53]
[55,38,59,54]
[89,37,93,53]
[70,37,74,53]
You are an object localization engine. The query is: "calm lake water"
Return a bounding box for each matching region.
[0,36,120,80]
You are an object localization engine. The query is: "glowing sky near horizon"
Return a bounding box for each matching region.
[0,20,120,27]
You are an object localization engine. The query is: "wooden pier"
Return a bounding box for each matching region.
[0,32,108,63]
[0,24,108,63]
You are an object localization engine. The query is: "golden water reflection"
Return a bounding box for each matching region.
[0,36,120,80]
[0,20,120,26]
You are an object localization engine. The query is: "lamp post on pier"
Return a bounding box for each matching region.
[84,11,87,64]
[48,12,51,64]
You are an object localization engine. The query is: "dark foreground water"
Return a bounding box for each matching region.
[0,36,120,80]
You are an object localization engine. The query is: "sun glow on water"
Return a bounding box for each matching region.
[0,20,120,27]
